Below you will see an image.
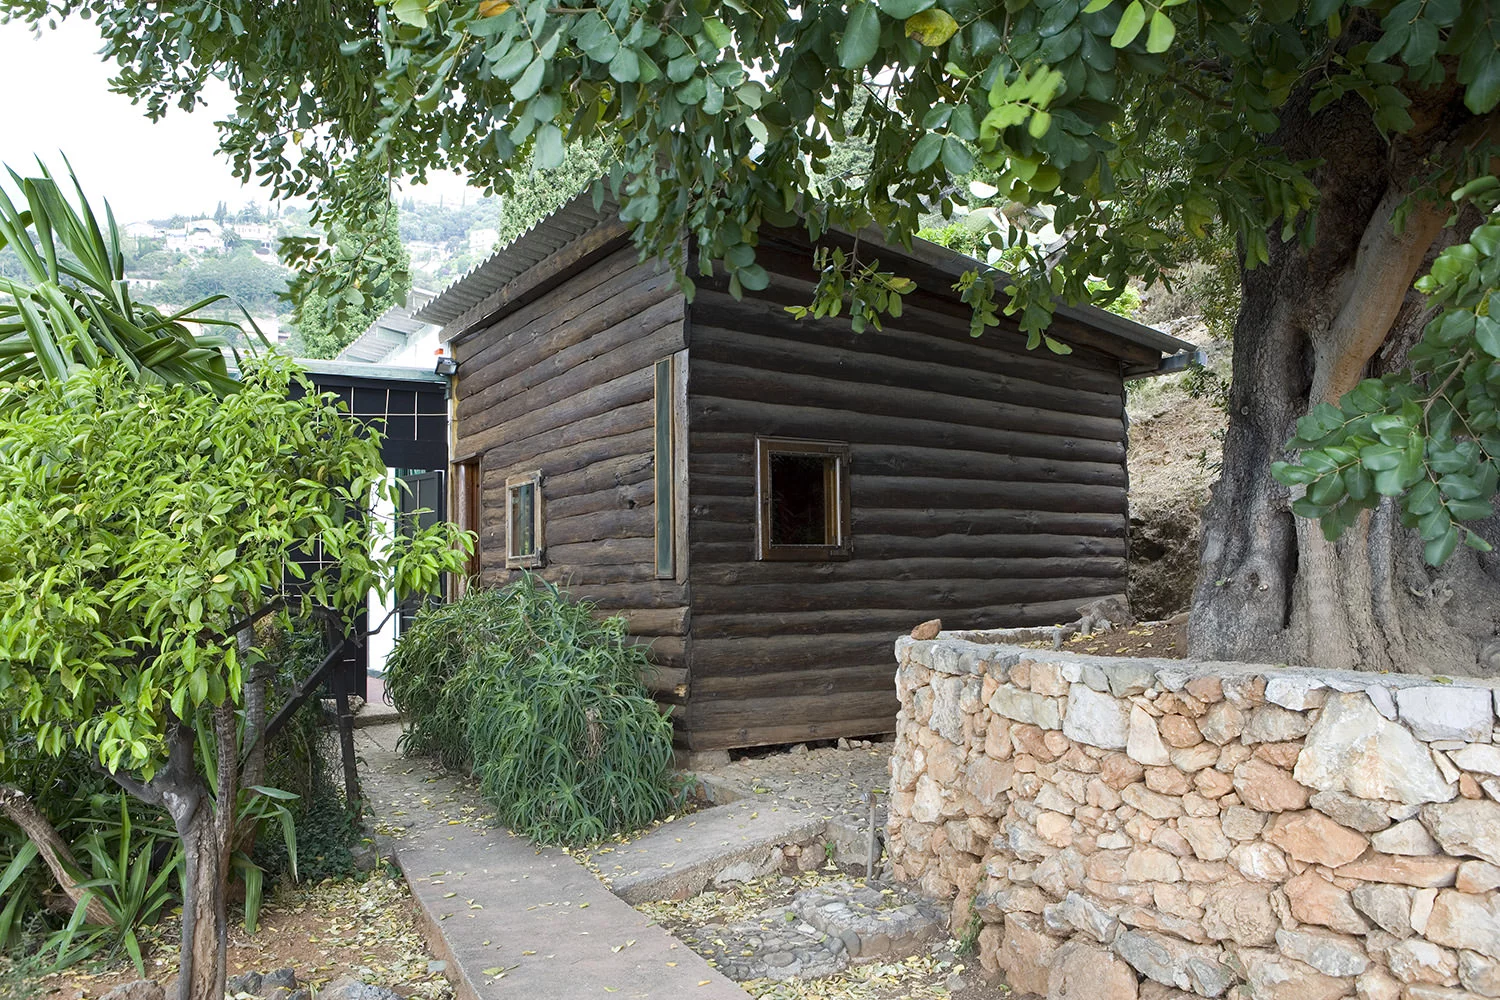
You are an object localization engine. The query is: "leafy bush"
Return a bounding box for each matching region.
[385,578,679,845]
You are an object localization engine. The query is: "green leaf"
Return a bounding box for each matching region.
[392,0,430,28]
[839,4,883,70]
[1028,110,1053,138]
[908,133,943,171]
[877,0,934,15]
[1476,314,1500,357]
[701,16,732,49]
[1465,48,1500,114]
[1111,0,1147,47]
[1146,10,1176,53]
[940,137,975,175]
[513,56,546,101]
[1083,0,1113,12]
[1425,524,1459,565]
[535,124,565,169]
[608,47,641,83]
[905,9,959,47]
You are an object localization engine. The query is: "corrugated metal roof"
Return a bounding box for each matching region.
[336,289,440,365]
[415,187,1197,360]
[414,191,618,328]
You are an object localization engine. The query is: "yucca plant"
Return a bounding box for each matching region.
[0,158,250,394]
[386,577,681,846]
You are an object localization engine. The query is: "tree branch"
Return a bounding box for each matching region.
[0,785,114,927]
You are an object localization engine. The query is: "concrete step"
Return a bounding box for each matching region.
[600,800,826,905]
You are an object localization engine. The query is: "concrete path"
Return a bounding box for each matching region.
[357,724,751,1000]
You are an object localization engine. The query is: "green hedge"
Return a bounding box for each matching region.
[384,577,679,845]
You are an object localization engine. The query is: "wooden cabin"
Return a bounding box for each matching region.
[415,194,1198,751]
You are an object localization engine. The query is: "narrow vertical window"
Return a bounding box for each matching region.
[755,438,851,561]
[654,356,676,579]
[505,470,544,568]
[455,457,482,583]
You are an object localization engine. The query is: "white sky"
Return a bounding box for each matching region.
[0,17,476,223]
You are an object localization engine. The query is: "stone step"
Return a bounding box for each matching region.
[678,879,949,982]
[600,800,826,905]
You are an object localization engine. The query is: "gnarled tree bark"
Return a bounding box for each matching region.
[1190,83,1500,675]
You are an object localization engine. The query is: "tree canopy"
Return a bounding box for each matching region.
[10,0,1500,668]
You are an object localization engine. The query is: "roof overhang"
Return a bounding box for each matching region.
[416,187,1199,371]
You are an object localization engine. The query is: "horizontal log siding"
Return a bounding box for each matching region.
[452,249,689,704]
[683,258,1129,750]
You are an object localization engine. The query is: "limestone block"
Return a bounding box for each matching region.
[1185,677,1224,704]
[1451,744,1500,776]
[1244,705,1312,744]
[1108,662,1161,698]
[1221,675,1267,709]
[1411,887,1436,935]
[1371,818,1440,857]
[1045,890,1121,944]
[1459,949,1500,997]
[1284,871,1369,935]
[1228,842,1290,883]
[1152,826,1193,859]
[912,775,943,824]
[1124,782,1186,820]
[1293,693,1456,806]
[1047,940,1140,1000]
[1422,798,1500,866]
[1126,846,1184,883]
[1120,905,1213,944]
[1113,930,1231,997]
[1221,806,1268,842]
[1172,743,1220,773]
[1355,969,1402,1000]
[1264,810,1368,868]
[1458,860,1500,894]
[989,685,1063,730]
[1201,884,1277,947]
[1194,768,1235,799]
[1273,927,1370,977]
[1383,938,1458,985]
[1129,706,1173,767]
[1424,889,1500,961]
[1161,714,1204,748]
[1146,767,1192,797]
[1308,789,1394,833]
[1178,817,1232,862]
[1265,676,1328,711]
[1102,752,1147,790]
[1395,686,1494,743]
[1060,683,1133,752]
[1236,949,1350,1000]
[929,676,968,745]
[1233,758,1310,813]
[1198,702,1246,746]
[1336,853,1459,888]
[994,912,1060,996]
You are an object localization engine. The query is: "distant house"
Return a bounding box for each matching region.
[468,228,500,255]
[415,193,1198,750]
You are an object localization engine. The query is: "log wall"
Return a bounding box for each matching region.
[682,233,1130,750]
[451,244,690,705]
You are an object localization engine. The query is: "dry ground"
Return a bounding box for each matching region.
[6,874,452,1000]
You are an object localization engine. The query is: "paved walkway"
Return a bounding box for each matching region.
[357,724,751,1000]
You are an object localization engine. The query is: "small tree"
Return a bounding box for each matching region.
[0,357,471,1000]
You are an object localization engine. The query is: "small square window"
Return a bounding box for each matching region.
[506,471,544,569]
[755,439,851,561]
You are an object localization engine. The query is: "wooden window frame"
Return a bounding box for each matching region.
[505,470,545,569]
[654,352,688,581]
[454,456,482,586]
[755,437,852,562]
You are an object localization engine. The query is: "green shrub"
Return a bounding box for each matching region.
[385,577,679,845]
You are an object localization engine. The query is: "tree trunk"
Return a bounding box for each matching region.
[0,785,114,927]
[174,803,229,1000]
[1190,88,1500,676]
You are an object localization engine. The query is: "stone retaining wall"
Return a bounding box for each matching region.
[886,629,1500,1000]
